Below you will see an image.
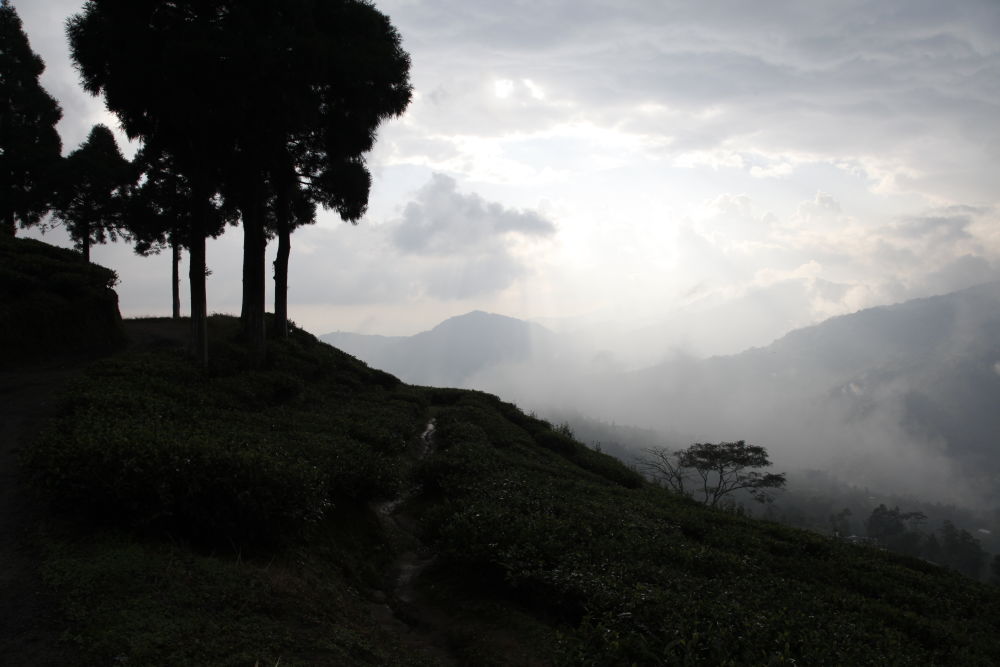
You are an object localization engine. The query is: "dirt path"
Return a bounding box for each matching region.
[369,419,462,666]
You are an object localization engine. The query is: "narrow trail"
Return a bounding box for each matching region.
[370,419,461,666]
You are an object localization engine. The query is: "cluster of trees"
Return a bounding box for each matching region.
[637,440,787,507]
[1,0,412,366]
[828,504,992,580]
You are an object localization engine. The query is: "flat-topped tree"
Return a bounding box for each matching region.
[235,1,411,351]
[51,124,132,262]
[0,0,63,236]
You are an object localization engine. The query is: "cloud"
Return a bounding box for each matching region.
[282,173,556,306]
[374,0,1000,204]
[390,173,555,298]
[393,172,554,252]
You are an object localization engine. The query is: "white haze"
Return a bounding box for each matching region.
[333,286,1000,511]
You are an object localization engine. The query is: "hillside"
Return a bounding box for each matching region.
[329,285,1000,507]
[13,325,1000,664]
[322,310,560,387]
[0,235,125,366]
[4,239,998,664]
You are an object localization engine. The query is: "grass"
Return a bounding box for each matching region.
[0,235,125,363]
[8,244,998,666]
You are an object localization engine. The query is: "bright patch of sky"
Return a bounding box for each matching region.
[17,0,1000,357]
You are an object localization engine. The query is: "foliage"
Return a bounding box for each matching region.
[0,1,63,236]
[865,504,927,557]
[858,505,988,579]
[417,405,1000,665]
[41,532,440,666]
[25,318,420,545]
[639,440,786,506]
[19,323,1000,664]
[0,235,124,363]
[50,124,133,261]
[68,0,413,359]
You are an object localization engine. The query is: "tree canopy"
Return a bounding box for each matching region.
[0,0,63,236]
[639,440,786,507]
[51,124,132,262]
[68,0,412,364]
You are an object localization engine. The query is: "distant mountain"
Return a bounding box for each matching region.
[592,282,1000,505]
[321,285,1000,505]
[322,310,560,387]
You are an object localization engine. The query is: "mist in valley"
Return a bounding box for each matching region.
[325,282,1000,520]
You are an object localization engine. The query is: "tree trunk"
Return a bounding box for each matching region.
[82,232,91,263]
[240,178,267,367]
[272,184,291,339]
[171,237,181,319]
[189,190,209,368]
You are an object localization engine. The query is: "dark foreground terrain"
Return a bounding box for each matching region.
[3,236,1000,665]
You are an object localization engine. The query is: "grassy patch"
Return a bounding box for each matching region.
[20,314,1000,665]
[0,235,124,363]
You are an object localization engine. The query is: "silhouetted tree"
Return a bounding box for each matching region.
[235,1,412,347]
[636,446,690,496]
[68,3,239,366]
[639,441,785,506]
[0,0,62,236]
[270,172,317,337]
[865,504,927,557]
[70,0,411,364]
[937,520,986,579]
[51,124,132,262]
[128,147,235,318]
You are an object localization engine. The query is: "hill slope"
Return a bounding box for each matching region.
[20,317,1000,665]
[0,235,125,366]
[338,285,1000,506]
[322,310,559,387]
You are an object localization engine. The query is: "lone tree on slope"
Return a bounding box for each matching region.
[0,0,62,236]
[51,124,132,262]
[639,440,786,507]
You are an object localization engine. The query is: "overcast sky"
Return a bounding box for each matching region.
[17,0,1000,357]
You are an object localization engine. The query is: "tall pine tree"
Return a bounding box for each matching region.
[0,0,62,236]
[52,124,132,262]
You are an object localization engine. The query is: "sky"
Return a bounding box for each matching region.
[17,0,1000,359]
